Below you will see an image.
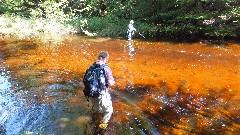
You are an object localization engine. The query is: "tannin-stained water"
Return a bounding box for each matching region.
[0,35,239,134]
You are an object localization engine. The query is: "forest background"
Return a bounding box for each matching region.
[0,0,239,41]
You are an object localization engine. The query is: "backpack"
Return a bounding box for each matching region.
[83,62,108,98]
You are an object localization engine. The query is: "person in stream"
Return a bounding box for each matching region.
[83,51,115,130]
[127,20,136,40]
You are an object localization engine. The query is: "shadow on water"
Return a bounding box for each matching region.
[0,36,240,134]
[110,82,240,134]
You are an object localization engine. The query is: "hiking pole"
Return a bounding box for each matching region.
[138,32,145,38]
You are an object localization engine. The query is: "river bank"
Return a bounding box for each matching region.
[0,14,239,42]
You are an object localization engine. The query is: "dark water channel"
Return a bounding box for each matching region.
[0,35,240,135]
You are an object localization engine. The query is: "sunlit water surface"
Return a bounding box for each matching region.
[0,36,240,134]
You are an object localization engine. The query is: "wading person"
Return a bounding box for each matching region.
[83,51,115,130]
[127,20,136,40]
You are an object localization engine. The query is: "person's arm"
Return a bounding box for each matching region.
[104,66,115,86]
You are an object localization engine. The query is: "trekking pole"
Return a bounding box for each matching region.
[137,31,145,38]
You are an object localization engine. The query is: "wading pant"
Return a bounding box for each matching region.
[127,30,133,40]
[90,90,113,124]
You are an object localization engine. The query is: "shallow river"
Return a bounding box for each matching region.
[0,35,240,135]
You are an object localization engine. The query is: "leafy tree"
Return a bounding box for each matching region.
[0,0,239,40]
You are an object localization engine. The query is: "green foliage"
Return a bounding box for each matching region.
[0,0,239,40]
[231,6,240,17]
[86,16,125,37]
[84,16,156,38]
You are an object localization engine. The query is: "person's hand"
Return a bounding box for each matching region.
[108,80,115,86]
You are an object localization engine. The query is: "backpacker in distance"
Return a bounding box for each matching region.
[83,62,108,98]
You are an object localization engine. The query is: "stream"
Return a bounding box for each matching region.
[0,35,240,134]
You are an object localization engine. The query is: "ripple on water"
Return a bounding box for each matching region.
[0,37,240,134]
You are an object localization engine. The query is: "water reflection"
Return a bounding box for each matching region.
[125,40,135,60]
[0,61,10,134]
[0,60,90,134]
[117,82,240,134]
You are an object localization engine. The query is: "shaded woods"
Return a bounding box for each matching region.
[0,0,239,41]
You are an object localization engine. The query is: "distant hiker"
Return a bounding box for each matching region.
[127,20,136,40]
[83,51,115,129]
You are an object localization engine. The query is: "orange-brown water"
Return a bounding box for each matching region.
[4,37,239,92]
[0,36,239,134]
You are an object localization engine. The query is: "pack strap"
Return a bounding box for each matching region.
[92,62,109,88]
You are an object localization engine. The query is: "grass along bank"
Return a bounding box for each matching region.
[0,14,239,42]
[0,15,125,39]
[0,14,155,40]
[0,15,80,39]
